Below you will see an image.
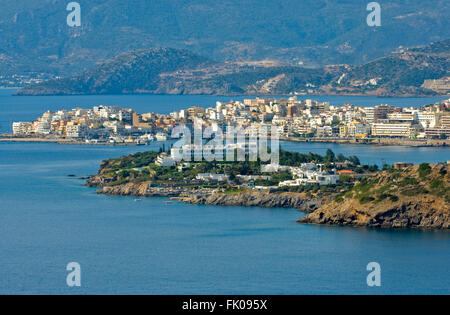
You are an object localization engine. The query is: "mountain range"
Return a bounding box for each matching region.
[16,39,450,97]
[1,0,449,77]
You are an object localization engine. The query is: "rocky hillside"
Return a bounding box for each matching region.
[330,39,450,96]
[299,163,450,229]
[2,0,449,76]
[15,48,215,95]
[16,39,450,96]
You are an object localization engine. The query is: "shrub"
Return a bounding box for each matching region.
[359,196,375,204]
[430,178,444,190]
[389,195,399,202]
[334,196,344,203]
[401,187,429,196]
[378,184,392,194]
[399,177,418,187]
[418,163,432,178]
[376,194,390,202]
[344,191,354,198]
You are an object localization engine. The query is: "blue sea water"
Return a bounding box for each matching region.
[0,90,449,294]
[281,141,450,166]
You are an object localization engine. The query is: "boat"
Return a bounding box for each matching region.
[155,132,168,142]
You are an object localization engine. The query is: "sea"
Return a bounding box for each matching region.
[0,89,449,294]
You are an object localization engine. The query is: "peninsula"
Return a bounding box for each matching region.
[86,150,450,230]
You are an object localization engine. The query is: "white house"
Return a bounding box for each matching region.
[196,173,229,182]
[155,153,176,167]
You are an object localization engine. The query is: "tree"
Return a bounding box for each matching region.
[325,149,336,163]
[349,155,360,166]
[418,163,432,178]
[382,164,392,171]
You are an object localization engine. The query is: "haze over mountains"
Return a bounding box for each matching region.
[16,40,450,97]
[1,0,449,77]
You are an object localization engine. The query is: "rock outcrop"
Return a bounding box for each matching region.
[299,164,450,229]
[180,191,324,213]
[99,181,152,196]
[299,196,449,229]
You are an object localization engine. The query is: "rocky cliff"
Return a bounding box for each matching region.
[179,191,325,213]
[299,164,450,229]
[98,181,152,196]
[89,179,324,212]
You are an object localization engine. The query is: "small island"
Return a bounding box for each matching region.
[86,149,449,230]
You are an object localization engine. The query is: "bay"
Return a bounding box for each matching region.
[0,90,449,294]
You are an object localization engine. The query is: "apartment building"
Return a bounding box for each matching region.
[374,105,395,122]
[66,125,89,138]
[424,115,450,138]
[12,122,32,135]
[387,112,416,122]
[442,115,450,128]
[371,122,420,138]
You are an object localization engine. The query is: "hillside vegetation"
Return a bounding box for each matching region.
[299,163,450,229]
[1,0,449,75]
[17,40,450,96]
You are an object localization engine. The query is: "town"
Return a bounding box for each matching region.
[10,97,450,146]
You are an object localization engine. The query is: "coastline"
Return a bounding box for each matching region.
[88,176,450,230]
[12,89,450,98]
[88,180,326,213]
[2,134,449,147]
[85,152,450,230]
[0,136,141,146]
[281,137,449,147]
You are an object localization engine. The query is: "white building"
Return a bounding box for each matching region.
[119,110,133,123]
[279,173,338,187]
[363,107,375,123]
[417,112,437,128]
[387,112,417,122]
[196,173,229,182]
[66,125,88,138]
[155,153,176,167]
[12,122,32,135]
[371,123,420,138]
[35,121,51,135]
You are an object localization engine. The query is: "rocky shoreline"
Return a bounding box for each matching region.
[2,135,449,147]
[281,137,450,147]
[178,191,326,213]
[86,159,449,230]
[299,164,450,229]
[94,180,449,229]
[87,179,325,213]
[298,197,450,229]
